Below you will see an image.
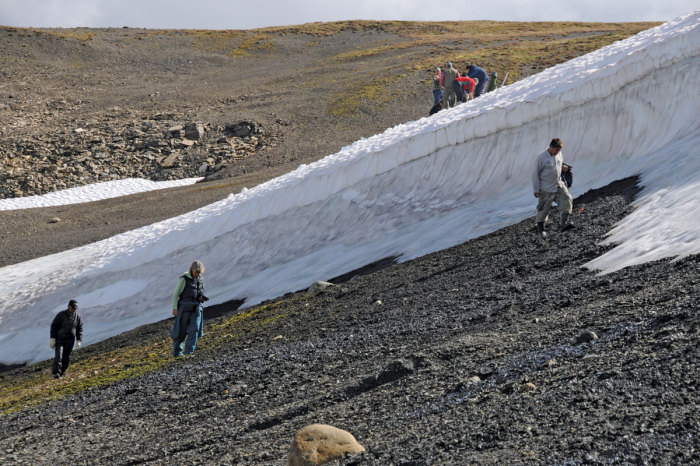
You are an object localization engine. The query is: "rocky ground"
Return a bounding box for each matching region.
[2,105,272,196]
[0,24,435,201]
[0,177,697,464]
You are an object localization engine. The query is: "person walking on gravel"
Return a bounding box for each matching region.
[532,138,574,238]
[170,260,207,357]
[50,299,83,378]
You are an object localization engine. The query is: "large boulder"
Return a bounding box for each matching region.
[184,122,205,140]
[225,120,259,138]
[307,281,335,296]
[573,330,599,345]
[288,424,365,466]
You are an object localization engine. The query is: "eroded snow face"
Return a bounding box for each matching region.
[0,12,698,365]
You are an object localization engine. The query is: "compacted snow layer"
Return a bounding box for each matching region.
[0,177,203,210]
[0,12,698,364]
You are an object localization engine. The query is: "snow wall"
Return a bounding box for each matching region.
[0,12,698,364]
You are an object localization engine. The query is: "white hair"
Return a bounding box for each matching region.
[189,260,205,275]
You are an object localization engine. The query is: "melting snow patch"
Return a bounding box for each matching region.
[0,177,203,211]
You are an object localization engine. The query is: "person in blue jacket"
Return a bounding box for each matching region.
[466,64,489,98]
[170,260,207,357]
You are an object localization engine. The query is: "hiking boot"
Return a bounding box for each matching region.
[560,214,574,231]
[536,222,547,239]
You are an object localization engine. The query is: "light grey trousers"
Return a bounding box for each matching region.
[536,186,573,224]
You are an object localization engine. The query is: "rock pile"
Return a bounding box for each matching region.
[0,110,272,199]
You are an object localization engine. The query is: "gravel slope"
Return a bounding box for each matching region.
[1,177,697,465]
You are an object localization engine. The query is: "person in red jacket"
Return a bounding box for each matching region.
[456,75,476,101]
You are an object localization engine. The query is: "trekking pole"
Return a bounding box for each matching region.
[501,71,509,87]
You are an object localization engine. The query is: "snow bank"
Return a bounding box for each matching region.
[0,12,698,364]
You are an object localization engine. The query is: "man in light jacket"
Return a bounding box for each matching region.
[532,138,574,238]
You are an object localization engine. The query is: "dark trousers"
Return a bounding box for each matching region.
[474,79,487,98]
[433,89,443,106]
[52,338,74,376]
[172,302,202,356]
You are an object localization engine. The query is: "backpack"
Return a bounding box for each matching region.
[561,165,573,188]
[429,102,443,115]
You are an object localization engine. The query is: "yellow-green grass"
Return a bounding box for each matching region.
[187,30,275,56]
[319,21,655,112]
[329,74,407,116]
[274,19,656,39]
[418,29,650,84]
[0,297,298,415]
[326,28,644,116]
[0,26,97,41]
[327,26,655,115]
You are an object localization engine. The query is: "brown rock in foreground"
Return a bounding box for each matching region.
[288,424,365,465]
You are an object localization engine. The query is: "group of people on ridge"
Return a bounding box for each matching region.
[431,62,493,114]
[50,260,208,379]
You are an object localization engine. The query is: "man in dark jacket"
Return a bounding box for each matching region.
[466,64,489,98]
[50,299,83,378]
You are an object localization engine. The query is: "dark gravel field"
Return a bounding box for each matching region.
[1,176,697,465]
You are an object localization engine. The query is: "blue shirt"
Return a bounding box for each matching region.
[467,65,489,84]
